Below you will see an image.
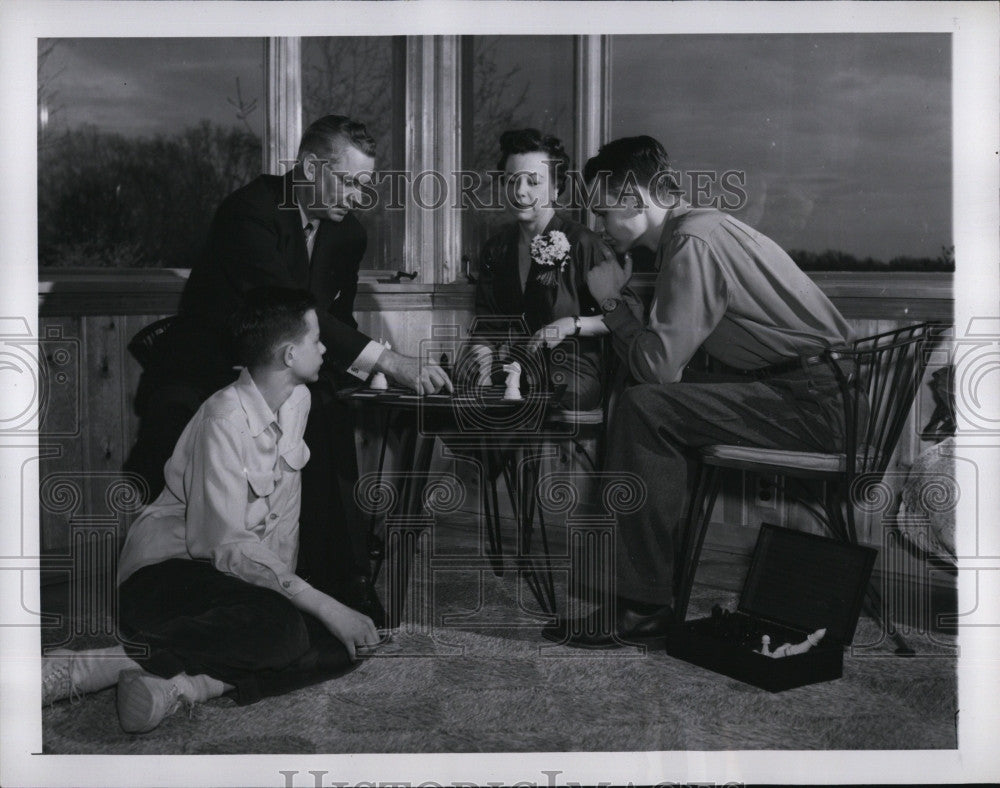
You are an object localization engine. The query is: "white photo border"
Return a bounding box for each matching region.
[2,1,998,786]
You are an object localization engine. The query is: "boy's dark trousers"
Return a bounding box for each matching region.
[119,559,356,705]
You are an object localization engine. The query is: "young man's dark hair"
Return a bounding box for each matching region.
[496,128,572,196]
[583,135,680,206]
[230,287,318,369]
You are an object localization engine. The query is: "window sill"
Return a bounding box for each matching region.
[38,269,478,316]
[38,269,951,320]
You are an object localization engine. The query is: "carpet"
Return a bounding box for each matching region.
[41,560,957,754]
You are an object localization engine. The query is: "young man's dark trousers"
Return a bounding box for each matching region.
[606,364,848,606]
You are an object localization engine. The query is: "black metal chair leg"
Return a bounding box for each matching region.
[673,464,721,625]
[479,441,505,576]
[824,482,914,655]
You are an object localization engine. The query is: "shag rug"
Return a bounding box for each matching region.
[41,557,957,754]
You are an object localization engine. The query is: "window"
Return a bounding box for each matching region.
[460,36,576,271]
[37,38,265,269]
[610,34,952,271]
[301,36,406,272]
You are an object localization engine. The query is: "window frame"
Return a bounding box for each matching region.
[37,34,953,321]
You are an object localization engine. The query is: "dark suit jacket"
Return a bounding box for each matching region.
[164,173,371,389]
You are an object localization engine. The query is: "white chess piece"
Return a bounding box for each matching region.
[758,634,772,657]
[370,338,391,390]
[770,628,826,658]
[470,344,493,387]
[502,362,522,400]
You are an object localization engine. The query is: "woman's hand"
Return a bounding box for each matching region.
[528,316,575,354]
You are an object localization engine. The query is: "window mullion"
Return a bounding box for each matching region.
[405,36,460,286]
[265,37,302,176]
[434,36,462,285]
[574,35,610,231]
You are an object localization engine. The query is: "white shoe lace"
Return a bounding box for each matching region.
[41,656,82,706]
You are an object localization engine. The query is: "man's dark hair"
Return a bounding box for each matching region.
[496,128,572,196]
[298,114,377,163]
[583,135,679,204]
[230,287,318,369]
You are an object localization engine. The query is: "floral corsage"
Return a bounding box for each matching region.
[529,230,571,287]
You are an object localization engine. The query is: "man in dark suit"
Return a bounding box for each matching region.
[126,115,452,623]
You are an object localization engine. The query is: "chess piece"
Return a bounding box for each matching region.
[468,344,493,388]
[758,634,772,657]
[502,362,522,400]
[370,338,391,390]
[772,628,826,658]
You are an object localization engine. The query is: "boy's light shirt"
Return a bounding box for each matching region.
[117,368,314,599]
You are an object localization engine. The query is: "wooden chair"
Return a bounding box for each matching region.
[672,322,949,654]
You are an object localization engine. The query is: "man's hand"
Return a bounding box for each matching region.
[585,254,633,304]
[292,588,379,661]
[528,317,574,354]
[378,349,454,395]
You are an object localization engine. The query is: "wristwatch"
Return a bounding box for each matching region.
[600,297,621,314]
[572,316,582,336]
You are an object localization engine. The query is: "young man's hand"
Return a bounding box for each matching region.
[585,254,633,305]
[377,349,454,395]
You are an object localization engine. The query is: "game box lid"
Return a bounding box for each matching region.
[736,523,877,646]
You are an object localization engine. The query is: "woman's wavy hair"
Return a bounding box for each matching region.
[496,129,571,197]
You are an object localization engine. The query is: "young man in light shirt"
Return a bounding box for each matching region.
[544,136,853,648]
[43,287,379,733]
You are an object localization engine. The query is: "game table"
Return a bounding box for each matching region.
[339,382,600,629]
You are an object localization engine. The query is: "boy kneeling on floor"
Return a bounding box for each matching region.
[42,286,379,733]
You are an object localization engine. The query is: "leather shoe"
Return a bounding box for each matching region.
[541,601,675,649]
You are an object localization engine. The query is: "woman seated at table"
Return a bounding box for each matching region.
[464,128,641,411]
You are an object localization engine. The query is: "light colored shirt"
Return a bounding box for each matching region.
[117,368,314,598]
[298,204,385,381]
[604,207,853,384]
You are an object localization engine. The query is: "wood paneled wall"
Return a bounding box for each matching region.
[37,276,952,558]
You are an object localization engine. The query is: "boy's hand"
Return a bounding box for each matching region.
[318,598,379,661]
[293,588,379,661]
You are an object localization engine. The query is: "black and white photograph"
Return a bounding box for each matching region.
[1,1,998,786]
